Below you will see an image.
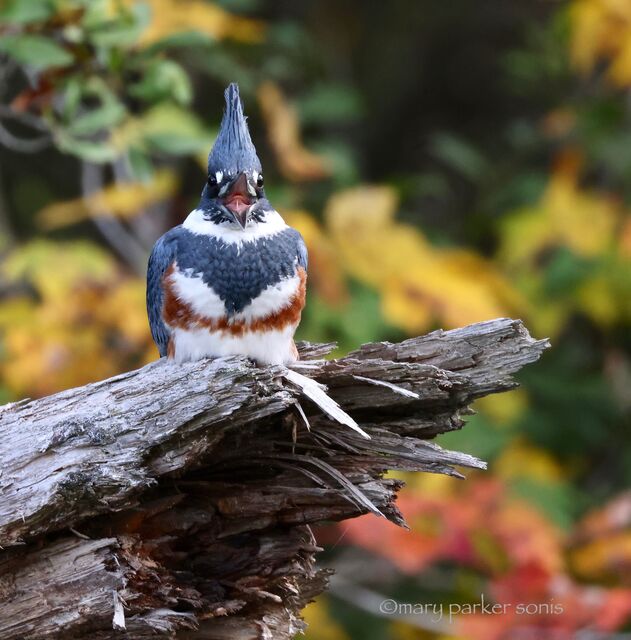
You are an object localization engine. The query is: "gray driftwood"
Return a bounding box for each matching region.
[0,318,548,639]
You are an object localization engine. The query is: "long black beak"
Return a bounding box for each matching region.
[221,172,254,229]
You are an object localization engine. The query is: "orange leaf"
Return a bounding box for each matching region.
[257,82,331,182]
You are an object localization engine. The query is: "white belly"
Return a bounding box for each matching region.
[171,324,298,365]
[170,269,300,322]
[165,266,303,365]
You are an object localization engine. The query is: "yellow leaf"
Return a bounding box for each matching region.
[283,210,348,305]
[379,253,513,332]
[401,470,459,497]
[507,270,569,338]
[128,0,266,45]
[569,0,631,87]
[325,186,518,333]
[618,216,631,259]
[0,296,32,324]
[569,0,611,73]
[609,29,631,84]
[303,598,349,640]
[381,282,433,334]
[475,389,529,425]
[381,269,501,332]
[0,240,153,398]
[257,82,331,182]
[2,240,115,300]
[494,441,564,483]
[497,153,631,333]
[499,157,620,267]
[497,204,554,268]
[37,170,178,229]
[103,279,151,343]
[547,170,619,257]
[325,186,426,288]
[571,532,631,582]
[437,249,527,320]
[325,185,401,234]
[576,274,620,326]
[390,622,439,639]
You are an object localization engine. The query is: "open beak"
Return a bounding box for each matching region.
[221,172,254,229]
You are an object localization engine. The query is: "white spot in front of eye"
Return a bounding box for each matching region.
[215,171,223,183]
[247,173,257,197]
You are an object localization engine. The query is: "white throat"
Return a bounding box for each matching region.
[183,208,288,245]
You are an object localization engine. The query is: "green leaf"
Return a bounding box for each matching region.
[430,133,488,181]
[311,141,358,186]
[509,477,582,530]
[83,2,150,48]
[146,133,210,155]
[62,78,83,120]
[542,248,593,298]
[298,84,364,125]
[440,413,512,461]
[0,34,73,70]
[63,77,126,136]
[56,132,119,163]
[69,101,126,136]
[129,60,192,105]
[0,0,55,24]
[140,104,213,155]
[127,147,154,182]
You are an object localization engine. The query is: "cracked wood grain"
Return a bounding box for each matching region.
[0,318,549,639]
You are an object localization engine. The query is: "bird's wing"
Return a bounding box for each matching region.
[146,229,179,357]
[296,234,308,272]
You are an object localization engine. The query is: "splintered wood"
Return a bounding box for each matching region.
[0,319,548,640]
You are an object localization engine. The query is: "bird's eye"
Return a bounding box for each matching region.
[207,175,217,187]
[256,173,264,188]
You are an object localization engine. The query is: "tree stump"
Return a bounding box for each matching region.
[0,318,548,639]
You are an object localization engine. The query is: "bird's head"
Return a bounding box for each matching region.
[200,83,268,230]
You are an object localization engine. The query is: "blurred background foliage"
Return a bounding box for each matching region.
[1,0,631,638]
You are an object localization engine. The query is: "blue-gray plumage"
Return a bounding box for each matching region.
[207,83,262,177]
[146,82,308,364]
[146,232,178,357]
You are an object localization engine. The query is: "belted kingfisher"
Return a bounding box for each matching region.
[146,83,308,365]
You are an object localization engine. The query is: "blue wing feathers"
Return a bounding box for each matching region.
[297,235,308,272]
[146,229,179,357]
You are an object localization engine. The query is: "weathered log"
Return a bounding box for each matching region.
[0,318,548,639]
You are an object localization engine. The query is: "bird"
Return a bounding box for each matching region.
[146,83,308,365]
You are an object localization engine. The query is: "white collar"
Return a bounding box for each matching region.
[182,208,288,245]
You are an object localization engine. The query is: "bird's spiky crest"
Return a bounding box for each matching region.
[208,83,262,176]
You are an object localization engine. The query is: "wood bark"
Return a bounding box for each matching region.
[0,318,548,639]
